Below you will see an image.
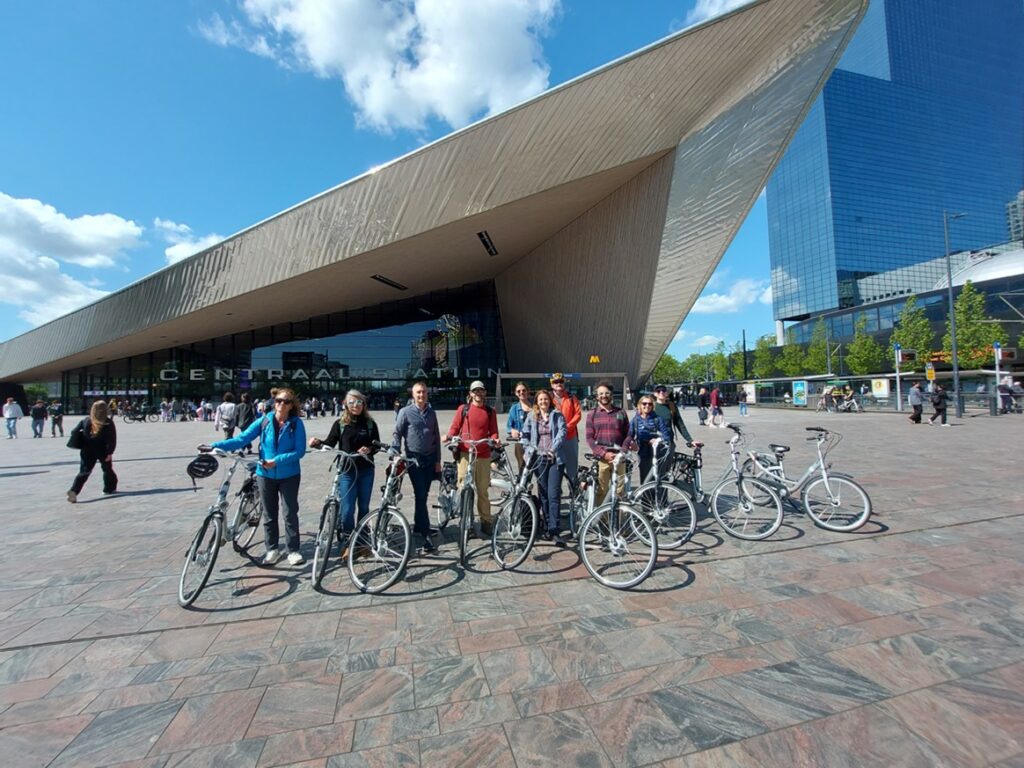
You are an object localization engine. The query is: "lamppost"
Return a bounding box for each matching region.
[943,210,966,418]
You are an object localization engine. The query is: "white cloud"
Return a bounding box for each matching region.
[759,284,773,305]
[691,278,768,314]
[154,218,224,264]
[674,328,694,342]
[200,0,560,133]
[692,334,723,347]
[685,0,753,26]
[0,192,143,269]
[0,192,146,326]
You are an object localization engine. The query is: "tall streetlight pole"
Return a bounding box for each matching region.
[943,210,966,418]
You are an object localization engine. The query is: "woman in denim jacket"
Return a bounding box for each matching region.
[212,387,307,566]
[520,389,569,545]
[629,395,672,485]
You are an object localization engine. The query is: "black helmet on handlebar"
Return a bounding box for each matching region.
[186,453,220,490]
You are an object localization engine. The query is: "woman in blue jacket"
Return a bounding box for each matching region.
[629,395,672,485]
[520,389,568,545]
[211,387,307,567]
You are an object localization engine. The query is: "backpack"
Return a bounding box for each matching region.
[454,402,493,439]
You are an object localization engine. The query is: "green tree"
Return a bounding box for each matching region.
[751,334,777,379]
[710,341,729,380]
[727,341,745,380]
[944,280,1009,368]
[804,318,829,374]
[652,353,683,384]
[24,383,49,402]
[891,297,933,362]
[845,315,887,374]
[778,344,806,377]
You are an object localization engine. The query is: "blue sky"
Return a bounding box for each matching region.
[0,0,773,361]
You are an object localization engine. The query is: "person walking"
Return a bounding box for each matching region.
[49,400,64,437]
[3,397,23,439]
[629,395,672,484]
[310,389,380,544]
[908,381,924,424]
[928,383,949,426]
[215,393,238,439]
[710,385,726,427]
[446,380,499,536]
[392,381,442,552]
[67,400,117,502]
[520,389,568,545]
[697,387,709,426]
[29,399,47,438]
[550,374,582,490]
[737,387,749,417]
[235,393,256,453]
[585,380,634,504]
[505,381,532,472]
[208,387,307,566]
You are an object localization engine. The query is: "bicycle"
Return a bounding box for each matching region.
[178,448,263,607]
[490,443,540,569]
[310,446,372,591]
[566,460,597,539]
[347,447,415,593]
[704,425,784,540]
[741,426,872,532]
[122,406,160,424]
[446,436,497,566]
[577,446,658,590]
[433,460,459,533]
[623,438,697,550]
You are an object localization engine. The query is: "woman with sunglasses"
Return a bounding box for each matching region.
[520,389,568,545]
[505,381,532,471]
[629,395,672,485]
[208,387,307,566]
[309,389,380,538]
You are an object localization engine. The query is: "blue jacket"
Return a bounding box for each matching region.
[629,413,671,460]
[212,415,307,480]
[520,409,569,466]
[506,402,530,434]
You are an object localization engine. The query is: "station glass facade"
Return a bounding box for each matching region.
[61,281,508,413]
[767,0,1024,321]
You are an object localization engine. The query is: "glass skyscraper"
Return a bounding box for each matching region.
[767,0,1024,323]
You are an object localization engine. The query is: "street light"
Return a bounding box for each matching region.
[943,210,966,417]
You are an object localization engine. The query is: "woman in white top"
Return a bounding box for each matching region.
[215,392,238,439]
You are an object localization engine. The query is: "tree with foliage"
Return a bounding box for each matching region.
[751,334,778,379]
[652,353,684,384]
[726,341,745,380]
[24,384,49,402]
[890,297,933,362]
[804,318,829,375]
[709,341,729,381]
[943,280,1009,368]
[845,315,887,374]
[778,344,806,377]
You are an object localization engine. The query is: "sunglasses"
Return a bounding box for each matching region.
[274,398,292,405]
[515,389,527,394]
[639,402,653,407]
[347,399,364,406]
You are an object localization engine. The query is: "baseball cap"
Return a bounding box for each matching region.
[653,384,667,392]
[469,380,486,392]
[550,372,565,384]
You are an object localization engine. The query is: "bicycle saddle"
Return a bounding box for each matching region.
[769,444,790,454]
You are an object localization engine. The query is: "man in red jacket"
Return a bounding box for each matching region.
[550,374,582,486]
[447,380,499,535]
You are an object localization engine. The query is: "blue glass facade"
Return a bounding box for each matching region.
[767,0,1024,321]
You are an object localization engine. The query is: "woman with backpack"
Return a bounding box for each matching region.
[67,400,117,503]
[207,387,307,566]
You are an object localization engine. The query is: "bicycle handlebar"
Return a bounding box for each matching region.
[197,447,260,469]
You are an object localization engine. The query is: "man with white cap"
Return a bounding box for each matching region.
[446,380,499,535]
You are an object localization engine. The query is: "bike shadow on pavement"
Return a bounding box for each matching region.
[618,562,697,594]
[781,504,889,535]
[74,487,198,503]
[180,567,303,612]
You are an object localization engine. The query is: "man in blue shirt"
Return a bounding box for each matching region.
[392,381,442,552]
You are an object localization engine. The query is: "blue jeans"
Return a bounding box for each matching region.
[406,459,435,536]
[535,457,562,531]
[337,468,374,533]
[739,402,748,416]
[5,418,17,438]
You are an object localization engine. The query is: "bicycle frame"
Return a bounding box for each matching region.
[746,431,836,498]
[207,449,260,533]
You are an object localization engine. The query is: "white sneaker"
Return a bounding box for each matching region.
[941,423,950,427]
[287,551,305,566]
[262,549,282,565]
[67,491,77,504]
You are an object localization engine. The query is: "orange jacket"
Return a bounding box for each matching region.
[555,393,582,440]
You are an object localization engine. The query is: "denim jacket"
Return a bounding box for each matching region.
[520,409,569,465]
[628,413,671,460]
[213,415,307,480]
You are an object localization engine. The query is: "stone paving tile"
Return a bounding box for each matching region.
[2,412,1024,766]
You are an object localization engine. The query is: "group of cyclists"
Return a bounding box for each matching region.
[198,373,697,569]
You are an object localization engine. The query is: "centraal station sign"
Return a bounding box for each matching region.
[157,367,503,382]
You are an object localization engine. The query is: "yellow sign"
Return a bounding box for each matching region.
[925,362,935,381]
[589,355,601,364]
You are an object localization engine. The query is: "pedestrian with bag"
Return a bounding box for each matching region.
[215,392,238,439]
[67,400,117,502]
[908,381,924,424]
[928,383,949,426]
[697,387,709,426]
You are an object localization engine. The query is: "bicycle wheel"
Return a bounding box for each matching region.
[803,476,872,532]
[578,503,657,590]
[348,506,411,593]
[311,499,338,589]
[231,491,263,552]
[567,491,585,538]
[739,458,783,505]
[631,481,696,550]
[491,494,538,569]
[121,414,132,425]
[178,515,222,607]
[457,488,476,565]
[147,412,160,423]
[710,477,783,541]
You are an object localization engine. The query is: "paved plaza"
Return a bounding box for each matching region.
[0,406,1021,767]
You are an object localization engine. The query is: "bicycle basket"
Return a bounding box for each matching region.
[186,454,219,490]
[441,461,457,487]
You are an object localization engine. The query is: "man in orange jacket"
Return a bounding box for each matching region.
[550,373,581,487]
